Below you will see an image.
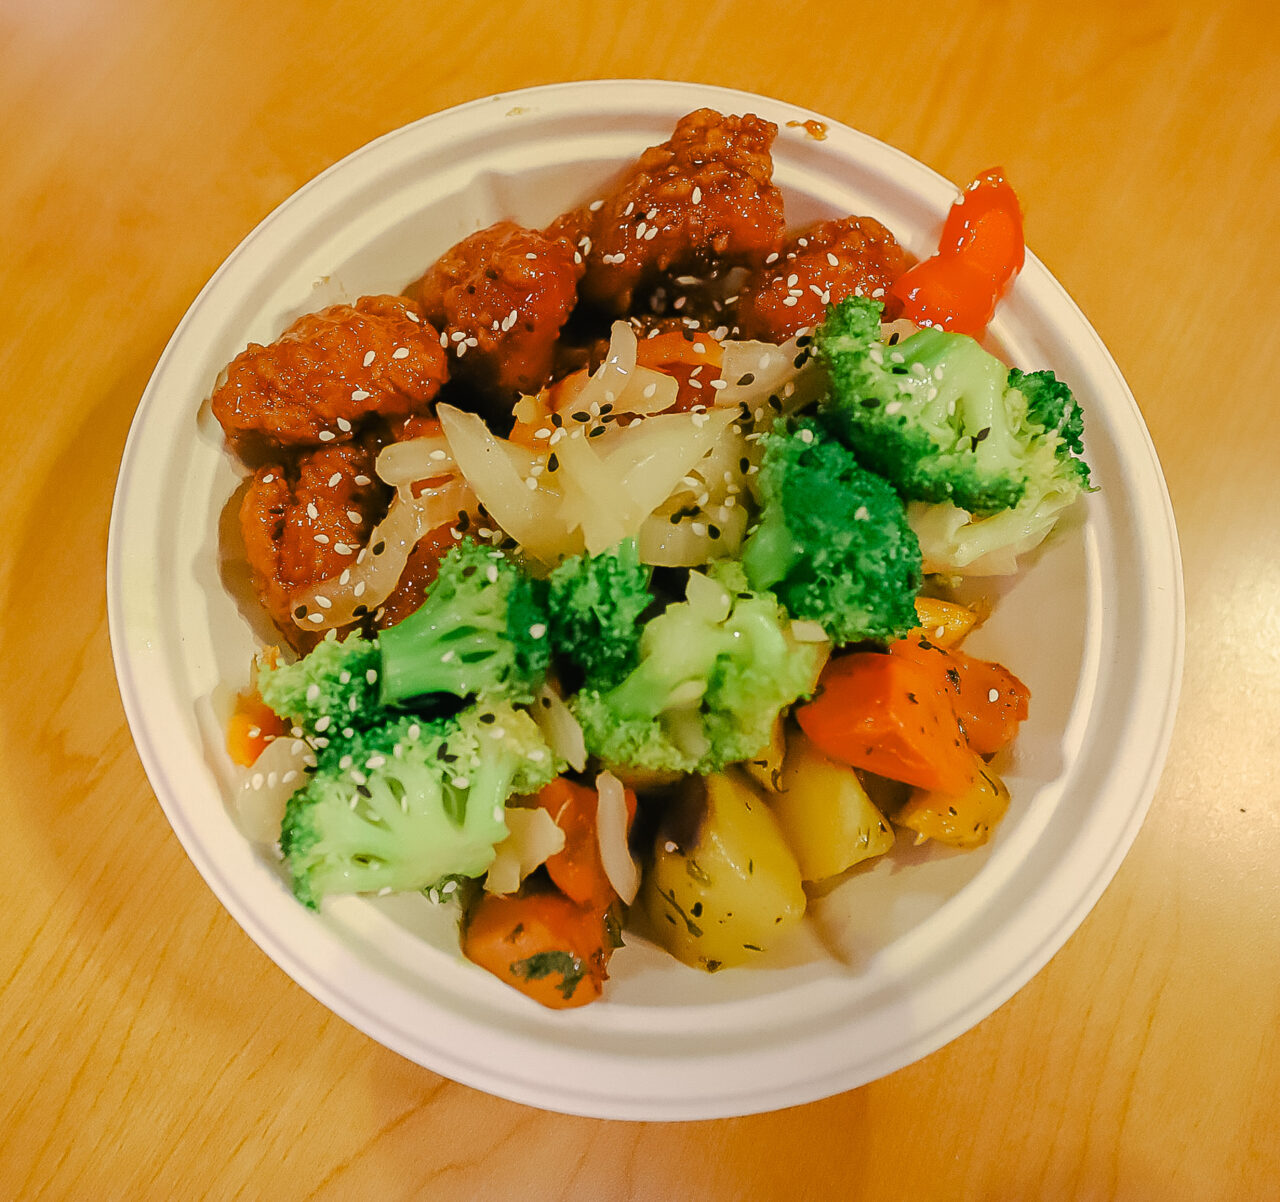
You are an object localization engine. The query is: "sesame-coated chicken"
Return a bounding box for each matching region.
[735,215,910,342]
[212,295,447,456]
[239,443,386,650]
[410,221,582,402]
[552,108,786,314]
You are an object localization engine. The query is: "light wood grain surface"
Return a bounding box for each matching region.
[3,1,1278,1197]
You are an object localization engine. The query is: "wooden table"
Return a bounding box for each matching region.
[4,2,1277,1197]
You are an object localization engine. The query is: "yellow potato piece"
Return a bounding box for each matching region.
[766,730,894,882]
[912,596,979,649]
[896,765,1011,848]
[641,771,805,972]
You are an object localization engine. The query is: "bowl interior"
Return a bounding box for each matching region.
[108,80,1182,1119]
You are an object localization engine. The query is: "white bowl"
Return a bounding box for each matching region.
[107,80,1183,1119]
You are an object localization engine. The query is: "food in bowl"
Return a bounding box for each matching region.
[211,108,1092,1009]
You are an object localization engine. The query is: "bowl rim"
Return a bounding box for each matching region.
[107,78,1184,1119]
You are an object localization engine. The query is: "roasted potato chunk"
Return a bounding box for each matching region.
[765,729,894,882]
[641,771,805,971]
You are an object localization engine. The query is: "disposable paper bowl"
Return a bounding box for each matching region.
[107,80,1183,1119]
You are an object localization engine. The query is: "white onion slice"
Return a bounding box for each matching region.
[291,477,474,629]
[609,408,737,517]
[376,435,456,492]
[484,807,566,896]
[232,736,314,844]
[564,321,638,417]
[531,682,586,772]
[438,404,577,562]
[595,771,639,905]
[714,335,825,418]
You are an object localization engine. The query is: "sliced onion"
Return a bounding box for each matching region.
[552,429,637,554]
[595,771,639,905]
[232,736,314,844]
[376,435,456,492]
[484,807,566,896]
[639,496,748,567]
[564,321,638,417]
[292,477,475,629]
[614,365,679,415]
[609,408,737,516]
[531,682,586,772]
[437,404,578,563]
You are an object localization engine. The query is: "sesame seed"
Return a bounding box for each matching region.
[318,430,336,442]
[392,347,410,360]
[529,623,546,639]
[350,390,370,402]
[691,186,702,204]
[315,715,332,732]
[363,351,376,367]
[336,417,352,433]
[354,475,371,486]
[989,688,1000,703]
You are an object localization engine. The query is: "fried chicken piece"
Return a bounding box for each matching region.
[240,443,387,650]
[212,295,447,457]
[735,215,910,342]
[552,108,786,314]
[410,221,582,404]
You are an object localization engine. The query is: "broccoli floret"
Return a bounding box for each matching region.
[1008,368,1091,487]
[547,539,653,690]
[378,541,550,707]
[257,632,383,739]
[572,570,827,776]
[741,421,922,645]
[815,297,1026,512]
[897,359,1096,575]
[280,701,560,909]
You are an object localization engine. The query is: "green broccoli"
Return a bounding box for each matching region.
[939,366,1094,571]
[257,632,383,741]
[741,420,922,645]
[546,539,653,691]
[378,540,550,707]
[571,567,827,776]
[280,700,561,909]
[813,297,1090,517]
[1008,368,1091,488]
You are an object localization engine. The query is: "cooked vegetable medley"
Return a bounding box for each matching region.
[213,109,1090,1007]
